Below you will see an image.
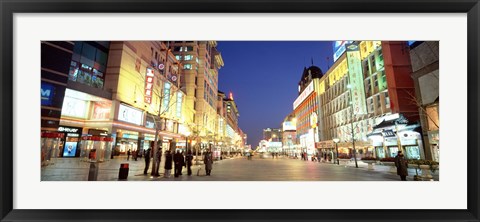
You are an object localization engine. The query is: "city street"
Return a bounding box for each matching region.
[41,155,439,181]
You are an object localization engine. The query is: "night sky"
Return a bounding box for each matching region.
[217,41,334,147]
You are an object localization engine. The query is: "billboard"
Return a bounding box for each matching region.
[282,121,296,131]
[41,82,54,106]
[333,41,353,62]
[293,81,314,109]
[118,104,143,125]
[345,43,367,115]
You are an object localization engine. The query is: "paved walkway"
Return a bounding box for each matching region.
[41,155,439,181]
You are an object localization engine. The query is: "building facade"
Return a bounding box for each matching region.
[281,112,297,156]
[409,41,439,161]
[293,65,325,158]
[314,41,423,162]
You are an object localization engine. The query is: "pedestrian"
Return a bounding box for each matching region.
[133,149,138,161]
[395,151,408,181]
[143,148,151,175]
[164,150,173,178]
[152,147,162,176]
[127,149,131,161]
[185,150,193,176]
[174,150,185,177]
[204,150,213,176]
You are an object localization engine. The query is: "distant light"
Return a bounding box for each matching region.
[347,84,352,89]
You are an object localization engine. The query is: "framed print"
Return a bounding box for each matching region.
[1,0,479,221]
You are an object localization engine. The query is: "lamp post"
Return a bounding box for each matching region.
[333,138,340,165]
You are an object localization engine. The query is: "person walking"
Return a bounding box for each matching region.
[127,149,131,161]
[143,148,151,175]
[163,150,172,178]
[204,150,213,176]
[133,149,138,161]
[174,150,185,177]
[395,151,409,181]
[185,150,193,176]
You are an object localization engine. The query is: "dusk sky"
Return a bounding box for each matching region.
[217,41,334,147]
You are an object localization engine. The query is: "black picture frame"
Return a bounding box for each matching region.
[1,0,479,221]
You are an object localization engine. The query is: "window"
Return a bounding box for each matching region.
[376,95,382,108]
[384,92,390,109]
[185,46,194,52]
[184,55,193,61]
[184,64,192,70]
[175,55,182,60]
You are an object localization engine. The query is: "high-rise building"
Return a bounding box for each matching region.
[172,41,224,151]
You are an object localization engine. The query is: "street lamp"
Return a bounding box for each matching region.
[333,138,340,165]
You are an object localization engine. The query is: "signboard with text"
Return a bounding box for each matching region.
[118,104,143,125]
[293,81,314,110]
[345,43,367,115]
[144,68,154,104]
[333,41,353,62]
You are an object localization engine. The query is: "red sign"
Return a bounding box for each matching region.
[145,68,155,104]
[92,102,111,120]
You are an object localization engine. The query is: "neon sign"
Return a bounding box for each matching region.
[144,68,154,104]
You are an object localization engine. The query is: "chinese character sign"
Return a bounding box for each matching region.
[144,68,155,104]
[345,43,367,115]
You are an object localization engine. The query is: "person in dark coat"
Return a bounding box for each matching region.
[185,150,194,176]
[152,147,162,176]
[143,148,151,175]
[164,150,173,178]
[127,149,131,161]
[395,151,408,181]
[133,149,138,161]
[173,150,185,177]
[204,150,213,176]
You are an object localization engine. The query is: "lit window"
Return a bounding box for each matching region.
[184,64,192,70]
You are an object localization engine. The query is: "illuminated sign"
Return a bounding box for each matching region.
[293,81,314,110]
[162,82,171,112]
[333,41,353,62]
[282,121,296,131]
[41,82,54,106]
[118,104,143,125]
[62,97,88,118]
[145,114,155,129]
[92,102,111,120]
[345,43,367,115]
[310,112,318,128]
[58,126,80,133]
[306,129,315,150]
[122,133,139,140]
[144,68,155,104]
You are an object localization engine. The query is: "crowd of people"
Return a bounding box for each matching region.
[138,141,214,178]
